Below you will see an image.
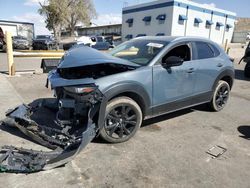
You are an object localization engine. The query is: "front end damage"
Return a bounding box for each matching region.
[0,46,138,173]
[0,80,104,173]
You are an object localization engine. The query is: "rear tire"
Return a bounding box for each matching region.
[244,62,250,78]
[209,80,230,112]
[99,97,142,143]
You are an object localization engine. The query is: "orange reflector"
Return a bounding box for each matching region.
[81,87,94,93]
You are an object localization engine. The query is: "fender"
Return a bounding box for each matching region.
[212,69,235,91]
[97,82,151,130]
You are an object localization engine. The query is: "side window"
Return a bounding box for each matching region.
[195,42,214,59]
[163,44,191,62]
[209,44,220,57]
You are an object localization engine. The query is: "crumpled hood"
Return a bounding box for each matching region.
[58,45,139,69]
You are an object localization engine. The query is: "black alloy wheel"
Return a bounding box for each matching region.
[100,97,142,143]
[209,80,230,111]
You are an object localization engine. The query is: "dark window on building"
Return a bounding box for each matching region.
[216,22,224,31]
[143,16,151,26]
[156,14,166,24]
[178,15,187,25]
[194,18,202,27]
[195,42,215,59]
[126,18,133,28]
[205,20,213,29]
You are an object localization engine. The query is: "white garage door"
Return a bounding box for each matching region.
[0,24,17,36]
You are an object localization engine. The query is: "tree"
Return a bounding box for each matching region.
[38,0,65,49]
[39,0,96,40]
[64,0,97,36]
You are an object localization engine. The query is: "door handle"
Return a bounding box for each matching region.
[217,63,223,67]
[186,68,194,73]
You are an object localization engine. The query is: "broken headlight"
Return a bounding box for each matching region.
[64,85,97,94]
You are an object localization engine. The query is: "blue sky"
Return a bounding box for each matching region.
[0,0,249,34]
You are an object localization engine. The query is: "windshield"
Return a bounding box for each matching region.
[109,39,168,66]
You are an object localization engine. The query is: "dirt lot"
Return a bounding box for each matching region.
[0,47,249,188]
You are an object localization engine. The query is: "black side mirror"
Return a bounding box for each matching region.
[162,56,184,68]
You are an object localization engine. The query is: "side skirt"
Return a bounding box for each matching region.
[146,91,212,119]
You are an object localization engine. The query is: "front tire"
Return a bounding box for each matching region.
[209,80,230,111]
[99,97,142,143]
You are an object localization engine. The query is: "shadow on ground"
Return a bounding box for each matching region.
[237,125,250,140]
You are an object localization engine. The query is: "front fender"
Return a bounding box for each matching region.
[212,68,235,91]
[97,82,151,130]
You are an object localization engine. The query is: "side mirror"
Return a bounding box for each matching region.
[162,56,184,68]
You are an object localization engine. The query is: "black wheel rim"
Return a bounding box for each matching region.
[215,85,229,109]
[105,105,138,139]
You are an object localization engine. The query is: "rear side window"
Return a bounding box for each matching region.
[195,42,214,59]
[209,43,220,57]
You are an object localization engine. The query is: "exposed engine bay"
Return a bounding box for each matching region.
[58,63,136,80]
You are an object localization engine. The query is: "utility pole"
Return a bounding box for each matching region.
[6,31,15,76]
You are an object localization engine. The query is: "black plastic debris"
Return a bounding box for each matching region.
[0,89,102,173]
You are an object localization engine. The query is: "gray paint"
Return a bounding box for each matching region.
[49,36,234,117]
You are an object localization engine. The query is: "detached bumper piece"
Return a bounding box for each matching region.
[0,90,102,173]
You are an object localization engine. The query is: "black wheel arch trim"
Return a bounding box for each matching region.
[97,82,151,131]
[212,69,234,91]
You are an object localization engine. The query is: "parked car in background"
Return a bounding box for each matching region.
[32,35,57,50]
[63,35,112,51]
[12,36,31,50]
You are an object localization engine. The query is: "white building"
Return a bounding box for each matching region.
[122,0,236,44]
[0,20,34,40]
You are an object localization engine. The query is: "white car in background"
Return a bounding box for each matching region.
[76,36,96,46]
[63,36,112,51]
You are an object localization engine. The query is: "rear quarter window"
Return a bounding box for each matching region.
[195,42,215,59]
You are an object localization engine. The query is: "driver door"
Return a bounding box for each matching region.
[152,43,197,116]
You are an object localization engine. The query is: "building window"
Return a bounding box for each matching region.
[226,24,233,32]
[216,22,224,30]
[194,18,202,27]
[125,34,133,40]
[136,34,146,37]
[126,18,133,27]
[178,14,187,25]
[143,16,151,26]
[156,14,166,24]
[156,33,165,36]
[205,20,214,29]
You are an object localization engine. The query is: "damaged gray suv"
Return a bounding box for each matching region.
[49,36,234,143]
[1,36,234,173]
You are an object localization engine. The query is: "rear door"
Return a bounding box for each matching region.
[191,41,222,96]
